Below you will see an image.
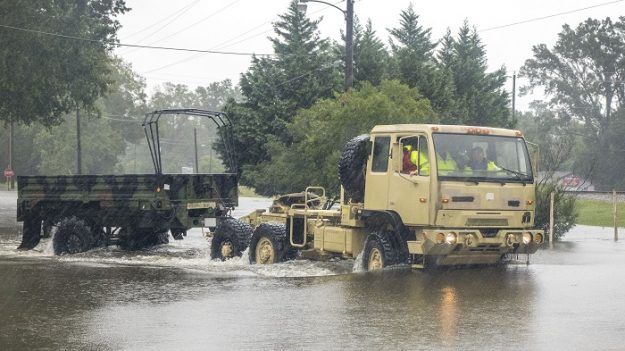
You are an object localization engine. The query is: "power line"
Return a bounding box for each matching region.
[478,0,624,32]
[0,23,271,56]
[140,0,342,74]
[143,0,242,47]
[123,0,200,41]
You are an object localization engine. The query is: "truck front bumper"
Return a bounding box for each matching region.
[407,228,544,266]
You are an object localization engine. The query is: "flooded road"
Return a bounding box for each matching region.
[1,190,625,350]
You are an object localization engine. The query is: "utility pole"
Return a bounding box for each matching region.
[76,108,82,175]
[9,119,14,189]
[193,127,199,173]
[299,0,354,90]
[512,73,516,120]
[345,0,354,90]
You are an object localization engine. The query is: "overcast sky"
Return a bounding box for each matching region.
[114,0,625,111]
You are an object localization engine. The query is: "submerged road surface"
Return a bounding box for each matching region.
[0,190,624,350]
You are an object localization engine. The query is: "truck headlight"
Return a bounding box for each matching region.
[522,232,533,244]
[436,233,445,244]
[445,232,457,245]
[534,233,543,244]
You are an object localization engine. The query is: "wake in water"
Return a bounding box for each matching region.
[0,227,357,278]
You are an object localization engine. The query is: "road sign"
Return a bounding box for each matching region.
[4,168,14,178]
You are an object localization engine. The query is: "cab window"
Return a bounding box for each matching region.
[400,136,429,176]
[371,136,390,172]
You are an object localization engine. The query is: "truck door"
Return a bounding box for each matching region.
[364,135,390,210]
[388,135,431,225]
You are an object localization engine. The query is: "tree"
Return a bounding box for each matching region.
[0,0,128,126]
[335,18,389,86]
[387,5,438,98]
[224,0,341,178]
[1,57,148,176]
[520,17,625,189]
[246,80,436,195]
[437,21,511,127]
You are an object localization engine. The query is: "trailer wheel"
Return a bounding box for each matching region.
[53,217,93,255]
[362,231,398,271]
[338,134,369,203]
[42,219,57,238]
[249,223,289,265]
[210,218,254,261]
[18,216,42,250]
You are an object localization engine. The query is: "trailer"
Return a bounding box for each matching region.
[17,109,244,255]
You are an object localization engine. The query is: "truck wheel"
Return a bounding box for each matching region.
[53,217,93,255]
[117,227,138,250]
[339,134,369,202]
[42,219,57,238]
[210,218,254,261]
[18,216,42,250]
[249,223,289,265]
[362,231,398,271]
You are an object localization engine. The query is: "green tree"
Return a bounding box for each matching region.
[225,0,341,177]
[516,101,581,175]
[0,0,128,126]
[386,5,458,119]
[520,17,625,189]
[387,5,437,97]
[438,21,511,127]
[334,18,389,86]
[246,80,436,195]
[2,57,147,176]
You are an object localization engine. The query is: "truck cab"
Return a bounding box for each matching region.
[361,124,542,266]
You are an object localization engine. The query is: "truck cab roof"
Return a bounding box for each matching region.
[370,124,522,138]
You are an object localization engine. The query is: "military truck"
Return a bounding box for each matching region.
[210,124,544,270]
[17,109,246,255]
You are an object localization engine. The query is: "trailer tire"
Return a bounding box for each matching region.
[18,216,42,250]
[249,223,290,265]
[211,218,254,261]
[339,134,369,203]
[362,231,398,271]
[53,217,94,255]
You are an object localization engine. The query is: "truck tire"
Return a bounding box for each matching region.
[211,218,254,261]
[53,217,94,255]
[18,216,42,250]
[117,228,169,250]
[249,223,290,265]
[362,231,399,271]
[339,134,369,203]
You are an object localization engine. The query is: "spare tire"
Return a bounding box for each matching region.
[339,134,369,202]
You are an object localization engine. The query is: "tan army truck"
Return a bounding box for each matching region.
[211,124,544,270]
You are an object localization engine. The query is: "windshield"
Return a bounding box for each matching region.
[432,133,533,182]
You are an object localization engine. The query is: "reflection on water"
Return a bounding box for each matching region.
[439,286,458,342]
[0,193,625,350]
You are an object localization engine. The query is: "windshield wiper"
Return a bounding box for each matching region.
[497,166,529,183]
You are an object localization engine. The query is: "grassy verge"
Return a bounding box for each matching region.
[238,186,260,197]
[576,199,625,227]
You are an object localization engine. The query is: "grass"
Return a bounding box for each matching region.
[238,185,261,197]
[576,199,625,227]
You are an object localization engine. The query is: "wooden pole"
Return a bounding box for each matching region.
[549,191,555,249]
[614,190,618,241]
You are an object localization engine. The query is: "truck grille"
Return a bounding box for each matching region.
[466,218,508,227]
[469,244,502,252]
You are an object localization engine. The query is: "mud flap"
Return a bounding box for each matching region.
[18,217,42,250]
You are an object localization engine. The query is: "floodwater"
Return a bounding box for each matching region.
[1,191,625,350]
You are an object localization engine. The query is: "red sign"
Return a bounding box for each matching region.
[4,168,14,178]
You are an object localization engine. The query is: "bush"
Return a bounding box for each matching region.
[535,180,577,241]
